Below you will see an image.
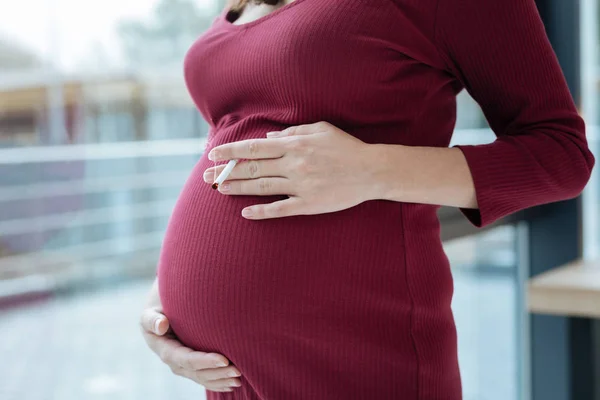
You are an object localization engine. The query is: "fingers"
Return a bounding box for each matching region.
[204,377,242,392]
[170,346,230,370]
[242,197,303,220]
[172,365,241,384]
[203,159,282,183]
[192,366,242,381]
[142,323,230,370]
[139,307,241,391]
[151,338,239,389]
[217,178,292,196]
[144,332,185,361]
[140,308,170,336]
[207,121,331,161]
[172,365,242,392]
[147,336,240,388]
[209,138,286,161]
[267,122,330,137]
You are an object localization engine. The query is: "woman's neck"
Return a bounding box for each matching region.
[231,0,294,25]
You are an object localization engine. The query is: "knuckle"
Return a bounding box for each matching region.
[187,358,201,371]
[158,348,171,364]
[193,370,210,384]
[247,160,259,178]
[258,179,271,193]
[185,357,197,370]
[251,206,265,219]
[248,140,259,156]
[285,136,303,151]
[177,349,193,369]
[315,121,329,130]
[196,355,215,370]
[268,204,283,218]
[179,358,191,370]
[295,159,310,174]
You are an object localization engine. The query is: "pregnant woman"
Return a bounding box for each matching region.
[140,0,595,398]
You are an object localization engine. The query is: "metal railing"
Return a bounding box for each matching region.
[0,138,206,297]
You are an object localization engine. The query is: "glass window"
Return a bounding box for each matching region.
[453,86,495,147]
[581,0,600,260]
[455,91,487,131]
[445,225,527,400]
[0,1,219,397]
[0,0,217,284]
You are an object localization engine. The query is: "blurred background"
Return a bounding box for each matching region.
[0,0,598,399]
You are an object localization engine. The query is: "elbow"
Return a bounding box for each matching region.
[562,145,595,198]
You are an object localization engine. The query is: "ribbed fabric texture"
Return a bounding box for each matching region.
[436,0,595,227]
[157,1,594,399]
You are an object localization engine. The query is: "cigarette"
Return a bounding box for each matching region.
[212,159,238,190]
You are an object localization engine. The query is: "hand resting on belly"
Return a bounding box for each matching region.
[139,278,242,393]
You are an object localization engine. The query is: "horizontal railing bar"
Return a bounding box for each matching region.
[0,274,56,298]
[0,230,165,271]
[0,138,206,164]
[0,251,161,299]
[0,170,190,202]
[0,198,176,235]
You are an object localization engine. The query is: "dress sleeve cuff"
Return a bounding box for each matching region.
[454,143,519,228]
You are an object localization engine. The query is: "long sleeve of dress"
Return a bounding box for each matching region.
[435,0,595,227]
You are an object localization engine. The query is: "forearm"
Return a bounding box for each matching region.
[369,144,478,209]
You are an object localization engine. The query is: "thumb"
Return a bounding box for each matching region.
[141,308,170,336]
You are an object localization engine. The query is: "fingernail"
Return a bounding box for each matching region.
[215,361,228,367]
[228,370,240,377]
[266,131,280,137]
[154,318,162,333]
[241,208,253,218]
[219,183,230,192]
[203,171,212,182]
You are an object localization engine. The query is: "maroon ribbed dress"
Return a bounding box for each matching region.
[157,0,594,398]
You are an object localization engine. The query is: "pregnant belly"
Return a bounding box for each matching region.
[156,154,438,364]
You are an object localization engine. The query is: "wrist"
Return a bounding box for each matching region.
[362,143,400,201]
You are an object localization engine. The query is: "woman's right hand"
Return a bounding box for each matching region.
[140,278,242,392]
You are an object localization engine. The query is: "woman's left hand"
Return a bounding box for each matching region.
[204,122,383,220]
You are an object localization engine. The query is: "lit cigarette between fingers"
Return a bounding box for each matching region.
[212,159,238,190]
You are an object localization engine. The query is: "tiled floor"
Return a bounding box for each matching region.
[0,270,520,400]
[0,281,206,400]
